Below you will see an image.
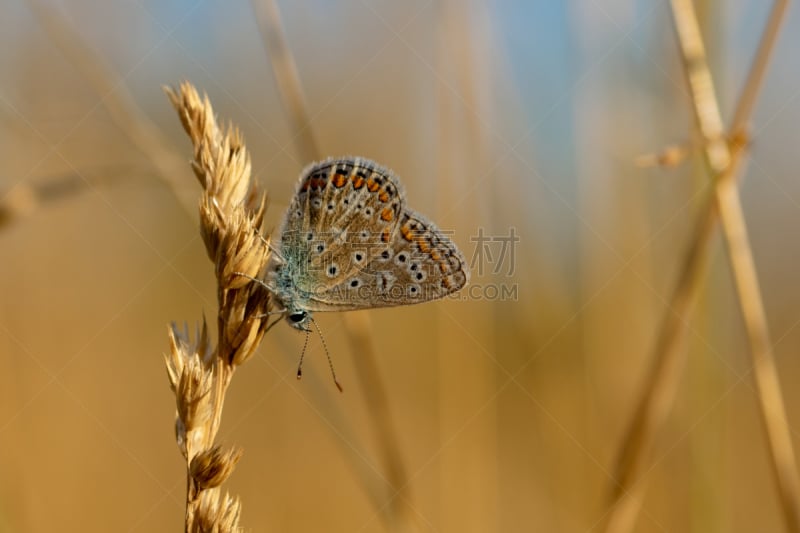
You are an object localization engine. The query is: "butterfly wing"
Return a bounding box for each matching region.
[309,209,470,311]
[276,156,469,312]
[276,157,405,310]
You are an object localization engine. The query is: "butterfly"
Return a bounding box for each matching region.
[265,157,470,332]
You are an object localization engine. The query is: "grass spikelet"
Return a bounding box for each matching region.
[163,81,273,531]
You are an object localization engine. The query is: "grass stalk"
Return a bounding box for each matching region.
[26,0,196,217]
[250,0,320,164]
[676,0,800,527]
[603,1,793,531]
[249,2,414,527]
[164,82,273,532]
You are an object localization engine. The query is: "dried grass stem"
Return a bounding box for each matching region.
[603,1,796,532]
[164,82,272,532]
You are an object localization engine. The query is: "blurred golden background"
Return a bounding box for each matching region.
[2,1,800,531]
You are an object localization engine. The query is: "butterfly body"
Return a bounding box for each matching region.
[269,157,469,330]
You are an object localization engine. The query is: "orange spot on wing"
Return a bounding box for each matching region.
[439,262,449,273]
[333,173,347,187]
[301,181,310,192]
[417,237,430,253]
[401,225,413,242]
[431,250,441,261]
[381,228,391,243]
[367,179,380,192]
[442,277,452,289]
[352,176,364,189]
[378,191,389,202]
[381,208,394,222]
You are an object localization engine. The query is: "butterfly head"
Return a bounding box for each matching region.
[285,307,313,331]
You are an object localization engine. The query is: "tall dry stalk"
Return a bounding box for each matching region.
[163,82,272,532]
[250,2,417,530]
[26,0,197,217]
[250,0,320,164]
[674,0,800,528]
[603,1,795,532]
[2,1,197,230]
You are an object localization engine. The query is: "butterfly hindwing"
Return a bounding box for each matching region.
[308,210,469,310]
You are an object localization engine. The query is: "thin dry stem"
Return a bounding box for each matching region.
[0,100,77,229]
[674,6,800,530]
[27,0,196,217]
[603,195,718,533]
[250,2,415,527]
[730,0,790,135]
[164,82,272,532]
[250,0,320,163]
[348,312,414,522]
[604,2,796,532]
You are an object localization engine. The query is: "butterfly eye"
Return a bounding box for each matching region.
[289,312,306,323]
[353,251,365,263]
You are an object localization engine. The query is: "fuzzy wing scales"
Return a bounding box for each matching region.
[277,157,405,308]
[309,210,470,310]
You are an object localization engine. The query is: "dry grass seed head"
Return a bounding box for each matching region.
[190,445,244,490]
[194,490,242,533]
[165,81,278,531]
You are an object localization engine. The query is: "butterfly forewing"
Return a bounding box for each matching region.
[280,158,403,303]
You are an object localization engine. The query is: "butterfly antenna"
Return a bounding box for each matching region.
[310,317,343,393]
[230,272,286,326]
[297,328,310,381]
[248,223,286,263]
[233,271,275,292]
[263,236,287,263]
